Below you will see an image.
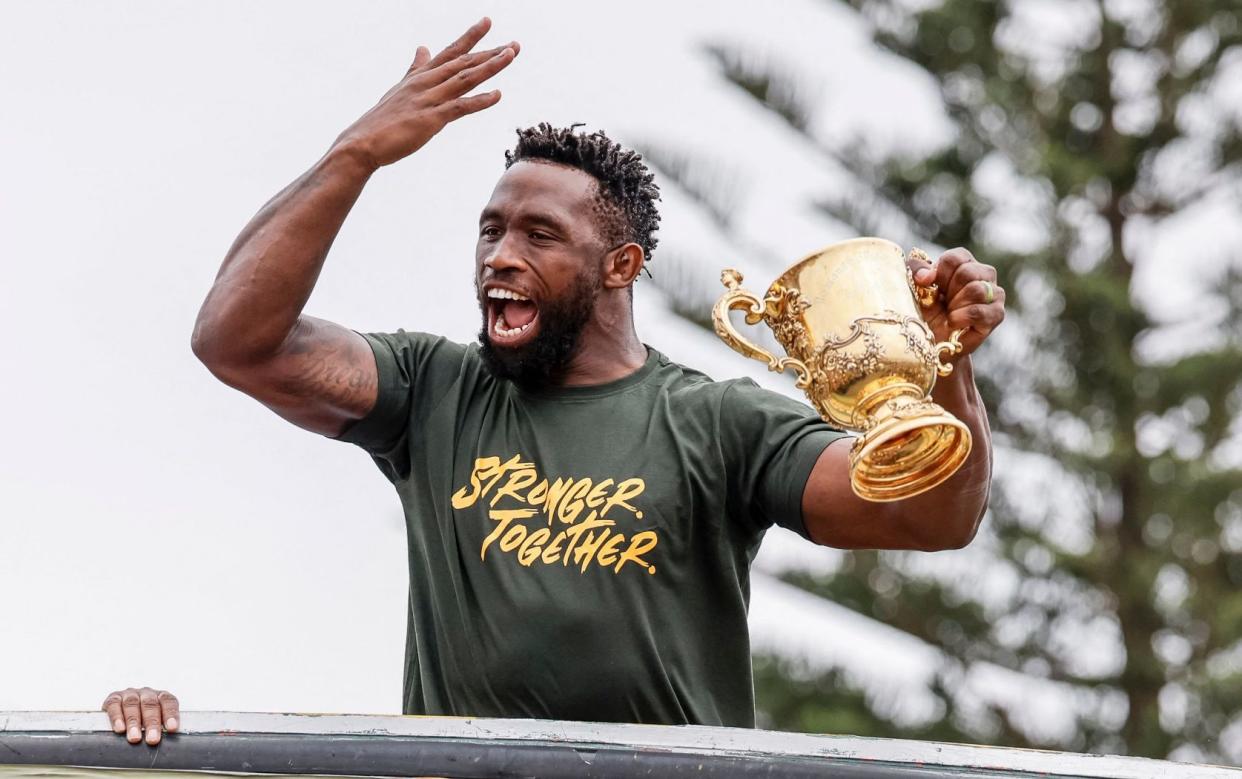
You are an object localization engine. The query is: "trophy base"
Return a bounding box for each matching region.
[847,386,973,502]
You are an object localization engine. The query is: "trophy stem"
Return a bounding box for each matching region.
[847,383,972,502]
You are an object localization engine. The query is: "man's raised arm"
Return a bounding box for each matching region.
[191,18,517,436]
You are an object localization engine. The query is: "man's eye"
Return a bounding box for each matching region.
[530,231,553,241]
[480,226,501,239]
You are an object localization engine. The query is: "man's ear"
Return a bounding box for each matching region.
[602,243,645,290]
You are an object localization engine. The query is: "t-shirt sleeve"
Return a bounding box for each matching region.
[719,378,851,538]
[331,329,467,482]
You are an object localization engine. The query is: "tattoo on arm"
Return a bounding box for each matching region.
[223,317,381,434]
[291,351,375,399]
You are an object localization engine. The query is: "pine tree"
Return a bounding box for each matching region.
[645,0,1242,761]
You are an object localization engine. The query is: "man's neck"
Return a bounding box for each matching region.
[558,310,647,387]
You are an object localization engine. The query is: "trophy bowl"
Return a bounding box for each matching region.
[713,237,972,502]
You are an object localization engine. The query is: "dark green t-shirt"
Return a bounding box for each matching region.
[335,330,847,727]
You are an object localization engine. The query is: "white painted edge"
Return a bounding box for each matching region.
[2,711,1239,779]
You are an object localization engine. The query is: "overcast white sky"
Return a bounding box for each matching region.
[2,0,1236,731]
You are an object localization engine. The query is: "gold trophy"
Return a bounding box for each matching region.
[713,237,971,502]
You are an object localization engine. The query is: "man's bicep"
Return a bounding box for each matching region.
[801,439,878,547]
[215,316,380,437]
[719,379,850,537]
[802,439,936,550]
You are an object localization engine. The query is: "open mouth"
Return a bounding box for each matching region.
[485,286,540,347]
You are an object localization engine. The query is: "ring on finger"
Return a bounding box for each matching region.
[981,280,995,304]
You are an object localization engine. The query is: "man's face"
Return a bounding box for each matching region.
[475,161,609,387]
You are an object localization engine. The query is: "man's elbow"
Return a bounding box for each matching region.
[190,317,255,386]
[190,320,214,365]
[190,319,231,374]
[915,503,986,551]
[923,522,979,551]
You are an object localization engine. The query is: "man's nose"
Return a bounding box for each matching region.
[483,235,529,272]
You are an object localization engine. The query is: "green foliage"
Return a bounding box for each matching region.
[658,0,1242,762]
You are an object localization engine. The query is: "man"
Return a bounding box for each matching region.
[103,17,1004,746]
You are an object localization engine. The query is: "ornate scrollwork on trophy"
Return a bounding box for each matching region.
[765,285,814,357]
[897,314,939,372]
[813,315,886,390]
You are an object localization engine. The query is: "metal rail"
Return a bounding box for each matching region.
[1,712,1237,778]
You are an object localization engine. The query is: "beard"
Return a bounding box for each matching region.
[477,266,601,390]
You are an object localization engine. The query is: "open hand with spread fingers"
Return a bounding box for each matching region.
[907,247,1005,359]
[102,687,180,746]
[334,17,519,171]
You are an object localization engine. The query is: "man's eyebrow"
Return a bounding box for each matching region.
[523,211,570,232]
[478,208,571,232]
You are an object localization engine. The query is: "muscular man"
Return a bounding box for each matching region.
[104,17,1004,746]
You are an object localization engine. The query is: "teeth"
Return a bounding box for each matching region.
[494,322,533,338]
[493,312,534,338]
[486,288,530,301]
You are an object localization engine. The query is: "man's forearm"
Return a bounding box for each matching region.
[903,357,993,545]
[191,143,375,366]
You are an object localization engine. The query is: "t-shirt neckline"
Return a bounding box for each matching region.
[514,346,661,401]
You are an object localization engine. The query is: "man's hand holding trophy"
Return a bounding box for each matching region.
[907,245,1006,363]
[713,238,1005,502]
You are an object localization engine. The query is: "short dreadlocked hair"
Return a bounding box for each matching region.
[504,123,661,270]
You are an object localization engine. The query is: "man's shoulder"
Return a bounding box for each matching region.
[362,329,489,397]
[648,349,767,405]
[651,349,823,421]
[365,329,481,369]
[368,328,473,353]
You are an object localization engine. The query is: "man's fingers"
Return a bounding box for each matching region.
[428,42,518,81]
[910,247,1004,353]
[159,690,181,732]
[421,42,518,90]
[441,90,503,121]
[102,693,125,733]
[907,252,935,285]
[934,247,977,295]
[121,689,142,744]
[944,259,996,303]
[947,278,1005,311]
[425,17,491,70]
[140,688,163,745]
[947,302,1005,334]
[429,47,516,102]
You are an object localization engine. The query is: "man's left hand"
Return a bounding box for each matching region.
[102,687,179,745]
[908,247,1005,358]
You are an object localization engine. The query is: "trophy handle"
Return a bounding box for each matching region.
[932,329,966,376]
[713,269,813,389]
